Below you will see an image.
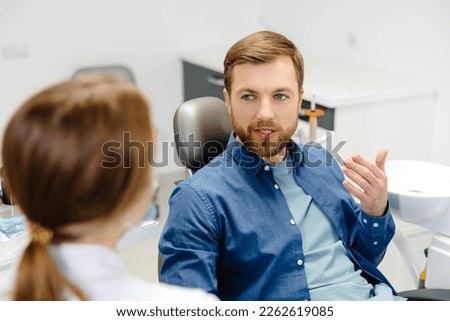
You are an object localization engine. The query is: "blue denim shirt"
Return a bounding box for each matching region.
[159,135,396,300]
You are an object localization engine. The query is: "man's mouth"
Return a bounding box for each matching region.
[254,128,277,140]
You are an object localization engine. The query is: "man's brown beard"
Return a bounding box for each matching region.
[232,118,297,159]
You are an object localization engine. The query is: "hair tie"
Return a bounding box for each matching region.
[30,222,53,245]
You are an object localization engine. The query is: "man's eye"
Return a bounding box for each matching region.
[242,94,255,101]
[274,94,287,101]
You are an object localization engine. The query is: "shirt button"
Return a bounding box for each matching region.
[373,222,379,227]
[290,219,296,225]
[373,241,378,245]
[274,184,279,190]
[264,165,270,171]
[297,259,303,266]
[363,218,368,224]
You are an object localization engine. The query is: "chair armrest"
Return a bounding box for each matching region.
[398,288,450,301]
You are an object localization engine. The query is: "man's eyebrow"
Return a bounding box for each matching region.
[272,87,295,94]
[236,88,258,95]
[235,87,296,95]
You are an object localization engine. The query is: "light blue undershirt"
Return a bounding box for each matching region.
[271,156,401,300]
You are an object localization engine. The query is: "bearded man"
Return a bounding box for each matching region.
[159,31,403,301]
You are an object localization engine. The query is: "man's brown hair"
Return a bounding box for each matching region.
[223,31,304,93]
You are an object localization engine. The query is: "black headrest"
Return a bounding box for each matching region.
[173,97,233,172]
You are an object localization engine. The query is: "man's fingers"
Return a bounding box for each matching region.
[344,157,376,183]
[375,148,388,172]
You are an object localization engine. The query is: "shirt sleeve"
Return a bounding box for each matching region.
[351,201,395,266]
[158,182,220,295]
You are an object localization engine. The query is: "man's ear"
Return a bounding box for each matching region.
[223,88,231,114]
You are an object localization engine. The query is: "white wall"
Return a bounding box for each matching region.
[260,0,450,166]
[3,1,449,171]
[0,0,263,172]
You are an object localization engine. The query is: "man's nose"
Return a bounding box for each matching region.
[256,97,274,121]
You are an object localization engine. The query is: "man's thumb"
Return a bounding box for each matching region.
[375,148,388,172]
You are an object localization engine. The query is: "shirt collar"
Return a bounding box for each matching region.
[226,132,304,177]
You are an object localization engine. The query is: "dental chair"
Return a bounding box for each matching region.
[170,96,450,301]
[173,96,233,178]
[73,64,136,84]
